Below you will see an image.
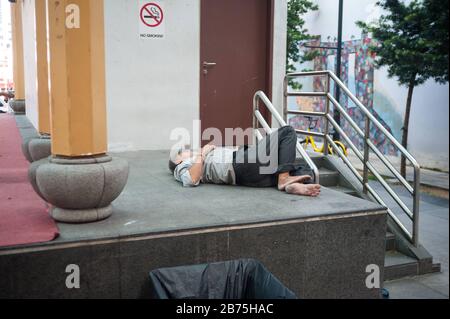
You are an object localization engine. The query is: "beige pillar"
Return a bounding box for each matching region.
[28,0,129,224]
[47,0,107,157]
[10,0,26,113]
[20,0,52,163]
[35,0,51,135]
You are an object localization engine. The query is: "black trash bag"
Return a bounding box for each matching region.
[149,259,297,299]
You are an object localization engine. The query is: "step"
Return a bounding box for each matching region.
[385,232,396,251]
[295,152,326,168]
[384,250,418,281]
[318,168,339,187]
[328,185,358,197]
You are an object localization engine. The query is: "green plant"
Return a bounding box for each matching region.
[357,0,449,177]
[287,0,319,90]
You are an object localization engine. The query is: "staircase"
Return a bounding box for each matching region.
[252,70,442,282]
[300,152,441,281]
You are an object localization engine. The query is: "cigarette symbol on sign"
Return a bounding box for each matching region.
[140,3,164,27]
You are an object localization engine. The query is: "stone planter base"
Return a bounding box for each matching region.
[22,135,52,163]
[29,158,48,201]
[30,154,129,224]
[50,205,113,224]
[10,99,26,114]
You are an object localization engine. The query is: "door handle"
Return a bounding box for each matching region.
[203,62,217,75]
[203,62,217,68]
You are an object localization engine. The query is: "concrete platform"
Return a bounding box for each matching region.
[30,150,386,245]
[0,149,388,299]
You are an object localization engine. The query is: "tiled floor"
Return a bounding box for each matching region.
[348,152,449,190]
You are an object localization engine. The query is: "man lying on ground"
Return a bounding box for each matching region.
[169,126,321,197]
[0,91,14,101]
[0,92,14,113]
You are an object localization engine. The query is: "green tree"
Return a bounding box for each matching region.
[287,0,319,89]
[357,0,449,177]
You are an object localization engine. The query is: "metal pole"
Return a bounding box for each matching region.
[253,92,259,144]
[283,76,289,124]
[412,167,421,247]
[363,117,370,194]
[323,74,331,155]
[333,0,344,141]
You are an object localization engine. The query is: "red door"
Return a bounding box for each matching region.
[200,0,272,146]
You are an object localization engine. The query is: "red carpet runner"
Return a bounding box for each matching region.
[0,114,59,247]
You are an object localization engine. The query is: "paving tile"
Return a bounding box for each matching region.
[384,278,448,299]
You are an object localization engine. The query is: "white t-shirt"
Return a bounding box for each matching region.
[174,147,237,187]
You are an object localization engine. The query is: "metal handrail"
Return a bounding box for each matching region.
[253,91,320,184]
[283,70,421,247]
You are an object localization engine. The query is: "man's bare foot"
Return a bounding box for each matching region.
[285,183,321,197]
[278,175,312,191]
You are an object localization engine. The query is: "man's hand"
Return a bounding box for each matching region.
[0,92,14,100]
[188,145,216,185]
[201,145,216,159]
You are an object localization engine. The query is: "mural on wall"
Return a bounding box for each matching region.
[289,34,400,156]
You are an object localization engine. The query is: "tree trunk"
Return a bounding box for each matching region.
[401,79,416,178]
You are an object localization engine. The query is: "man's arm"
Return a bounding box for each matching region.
[188,145,216,184]
[188,155,203,185]
[0,92,14,99]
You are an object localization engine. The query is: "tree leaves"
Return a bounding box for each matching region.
[357,0,448,176]
[287,0,318,89]
[357,0,449,87]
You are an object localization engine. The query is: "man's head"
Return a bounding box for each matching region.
[169,146,193,173]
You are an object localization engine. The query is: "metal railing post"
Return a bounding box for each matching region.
[362,116,370,194]
[323,73,331,156]
[253,94,259,144]
[412,166,421,247]
[283,76,289,124]
[284,70,423,248]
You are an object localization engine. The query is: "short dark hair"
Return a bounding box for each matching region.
[168,146,191,174]
[168,158,179,174]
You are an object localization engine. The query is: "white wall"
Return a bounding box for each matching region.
[21,0,39,130]
[105,0,288,151]
[20,0,287,152]
[105,0,200,152]
[272,0,288,125]
[303,0,449,171]
[0,1,14,90]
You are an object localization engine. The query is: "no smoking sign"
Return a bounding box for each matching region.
[139,1,165,39]
[140,3,163,27]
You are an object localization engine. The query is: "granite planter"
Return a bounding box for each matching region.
[9,99,26,114]
[30,155,129,223]
[22,135,52,163]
